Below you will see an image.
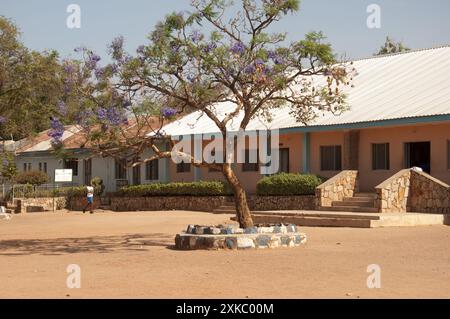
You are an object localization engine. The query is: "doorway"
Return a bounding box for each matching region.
[404,142,431,173]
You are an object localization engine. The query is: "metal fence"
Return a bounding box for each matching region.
[1,183,80,201]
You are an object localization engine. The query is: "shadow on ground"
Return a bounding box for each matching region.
[0,233,174,256]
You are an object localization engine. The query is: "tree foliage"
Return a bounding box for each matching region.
[0,16,80,141]
[376,36,410,56]
[58,0,354,227]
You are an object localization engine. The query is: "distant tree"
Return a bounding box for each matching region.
[0,16,81,141]
[0,151,18,182]
[376,36,410,56]
[59,0,353,228]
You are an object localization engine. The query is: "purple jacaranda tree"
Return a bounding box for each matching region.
[61,0,354,228]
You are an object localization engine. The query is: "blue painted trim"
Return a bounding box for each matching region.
[169,115,450,137]
[302,132,310,173]
[280,115,450,134]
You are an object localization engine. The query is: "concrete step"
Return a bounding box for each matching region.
[250,214,372,228]
[212,208,236,214]
[252,211,381,220]
[343,197,375,203]
[319,206,379,213]
[332,200,374,207]
[353,193,376,198]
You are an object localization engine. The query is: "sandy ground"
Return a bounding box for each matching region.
[0,210,449,299]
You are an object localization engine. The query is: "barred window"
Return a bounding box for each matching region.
[64,159,78,176]
[115,159,127,179]
[145,159,159,180]
[320,145,342,171]
[372,143,390,170]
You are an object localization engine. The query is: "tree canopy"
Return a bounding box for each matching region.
[376,36,410,56]
[0,16,80,141]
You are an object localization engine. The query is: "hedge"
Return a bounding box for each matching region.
[256,173,324,196]
[11,185,103,199]
[15,170,49,185]
[115,181,233,197]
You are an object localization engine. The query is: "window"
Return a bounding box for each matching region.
[145,159,159,180]
[372,143,390,170]
[23,163,31,171]
[63,159,78,176]
[115,159,127,179]
[278,148,290,173]
[448,140,450,170]
[38,162,47,173]
[242,149,259,172]
[176,162,191,173]
[320,145,342,171]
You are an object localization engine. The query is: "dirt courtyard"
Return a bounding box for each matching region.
[0,210,449,298]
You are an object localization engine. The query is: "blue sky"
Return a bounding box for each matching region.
[1,0,449,61]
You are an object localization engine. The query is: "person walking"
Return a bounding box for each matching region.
[82,184,95,214]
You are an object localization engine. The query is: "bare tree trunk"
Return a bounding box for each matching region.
[222,163,253,228]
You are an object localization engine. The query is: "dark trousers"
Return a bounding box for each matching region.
[83,199,94,212]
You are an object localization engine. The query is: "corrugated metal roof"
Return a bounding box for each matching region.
[158,45,450,136]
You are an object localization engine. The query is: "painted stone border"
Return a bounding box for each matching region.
[175,224,307,250]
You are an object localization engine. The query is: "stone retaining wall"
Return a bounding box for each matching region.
[375,169,411,213]
[409,170,450,214]
[375,169,450,213]
[110,196,230,212]
[251,195,315,211]
[315,170,359,207]
[108,195,316,212]
[67,197,101,211]
[14,197,66,213]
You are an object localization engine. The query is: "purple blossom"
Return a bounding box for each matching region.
[202,42,217,53]
[244,64,256,74]
[96,108,107,120]
[161,107,177,118]
[254,58,265,66]
[48,117,64,145]
[58,101,67,117]
[94,67,104,79]
[63,62,75,74]
[190,30,203,43]
[86,53,101,69]
[109,36,124,52]
[171,44,180,54]
[268,51,284,65]
[74,46,87,53]
[0,116,6,124]
[109,36,125,60]
[106,108,122,126]
[136,45,145,55]
[76,110,94,127]
[230,42,246,55]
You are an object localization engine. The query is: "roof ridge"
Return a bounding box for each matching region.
[346,43,450,63]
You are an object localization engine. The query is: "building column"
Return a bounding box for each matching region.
[302,132,311,173]
[193,134,202,181]
[343,130,360,170]
[162,141,171,183]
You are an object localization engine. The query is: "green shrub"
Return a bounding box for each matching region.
[256,173,324,196]
[90,177,105,194]
[15,170,49,185]
[116,181,233,197]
